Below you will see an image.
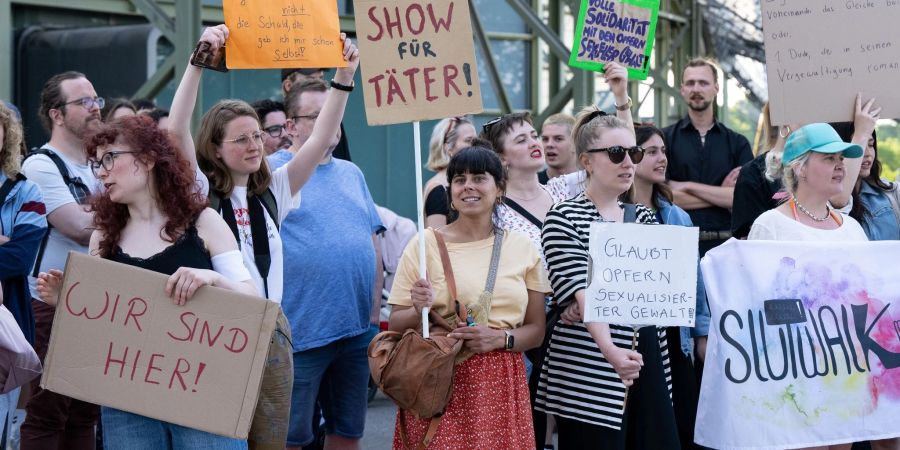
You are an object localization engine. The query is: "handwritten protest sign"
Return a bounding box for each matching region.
[222,0,346,69]
[584,223,698,327]
[762,0,900,125]
[569,0,660,80]
[697,240,900,449]
[41,252,278,439]
[353,0,483,125]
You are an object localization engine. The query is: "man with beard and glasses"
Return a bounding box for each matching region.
[252,99,293,155]
[19,71,103,450]
[663,58,752,256]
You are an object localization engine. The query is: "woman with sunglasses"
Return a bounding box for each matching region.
[535,107,680,450]
[424,116,477,228]
[388,146,549,449]
[166,25,358,449]
[629,124,709,448]
[35,115,257,448]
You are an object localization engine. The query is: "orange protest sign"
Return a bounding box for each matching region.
[222,0,347,69]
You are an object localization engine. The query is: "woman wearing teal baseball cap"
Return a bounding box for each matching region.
[748,122,868,240]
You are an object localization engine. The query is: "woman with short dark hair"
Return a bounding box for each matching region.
[388,146,549,449]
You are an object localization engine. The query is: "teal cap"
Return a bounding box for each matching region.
[782,123,863,166]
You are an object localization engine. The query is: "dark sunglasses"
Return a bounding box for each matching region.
[586,146,645,164]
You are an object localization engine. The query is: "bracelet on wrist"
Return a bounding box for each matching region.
[614,96,632,111]
[331,79,354,92]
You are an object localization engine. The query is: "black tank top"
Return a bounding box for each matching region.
[108,225,212,275]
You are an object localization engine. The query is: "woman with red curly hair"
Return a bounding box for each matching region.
[35,115,256,449]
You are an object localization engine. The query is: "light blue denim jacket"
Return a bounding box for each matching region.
[857,181,900,241]
[656,195,710,357]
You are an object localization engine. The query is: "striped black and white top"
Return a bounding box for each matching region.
[534,194,672,430]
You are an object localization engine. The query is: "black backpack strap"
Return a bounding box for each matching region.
[258,188,280,231]
[208,190,223,214]
[26,148,90,205]
[623,203,638,223]
[502,197,543,229]
[215,190,274,298]
[26,148,91,278]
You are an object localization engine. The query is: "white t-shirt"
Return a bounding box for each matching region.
[748,208,868,242]
[201,167,297,302]
[21,146,99,300]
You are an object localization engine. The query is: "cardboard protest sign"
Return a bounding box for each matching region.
[353,0,483,125]
[569,0,660,80]
[762,1,900,125]
[41,252,279,439]
[697,240,900,449]
[583,223,698,327]
[223,0,347,69]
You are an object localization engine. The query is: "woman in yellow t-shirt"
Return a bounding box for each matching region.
[388,146,550,449]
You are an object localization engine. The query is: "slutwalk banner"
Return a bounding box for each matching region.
[698,240,900,449]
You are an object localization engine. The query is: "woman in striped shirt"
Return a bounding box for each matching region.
[535,108,680,449]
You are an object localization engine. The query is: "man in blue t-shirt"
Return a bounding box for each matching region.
[273,77,383,450]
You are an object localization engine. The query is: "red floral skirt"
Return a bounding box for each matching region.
[392,350,535,450]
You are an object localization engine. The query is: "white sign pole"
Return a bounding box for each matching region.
[412,121,429,338]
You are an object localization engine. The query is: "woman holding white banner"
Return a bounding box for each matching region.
[35,115,257,449]
[749,120,900,450]
[387,146,549,449]
[535,108,679,449]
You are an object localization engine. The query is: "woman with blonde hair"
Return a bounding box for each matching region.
[423,116,477,228]
[536,107,679,449]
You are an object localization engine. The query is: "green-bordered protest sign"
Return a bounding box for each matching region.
[569,0,659,80]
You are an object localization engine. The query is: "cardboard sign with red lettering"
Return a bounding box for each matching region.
[41,252,278,439]
[353,0,483,125]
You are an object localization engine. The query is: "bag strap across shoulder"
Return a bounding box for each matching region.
[432,228,457,302]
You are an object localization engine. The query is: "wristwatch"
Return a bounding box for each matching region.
[615,96,632,111]
[503,330,515,350]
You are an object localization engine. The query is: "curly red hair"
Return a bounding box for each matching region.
[85,115,207,258]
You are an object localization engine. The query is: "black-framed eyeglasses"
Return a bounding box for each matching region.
[587,146,645,164]
[60,96,105,111]
[263,124,285,137]
[481,116,502,134]
[223,131,266,147]
[89,151,135,177]
[290,113,319,122]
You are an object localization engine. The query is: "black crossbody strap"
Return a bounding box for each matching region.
[218,192,273,298]
[502,197,543,229]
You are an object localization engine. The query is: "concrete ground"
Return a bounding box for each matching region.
[361,391,397,450]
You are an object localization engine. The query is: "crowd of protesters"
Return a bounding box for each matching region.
[0,22,898,450]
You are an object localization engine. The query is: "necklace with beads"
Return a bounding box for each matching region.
[791,197,830,222]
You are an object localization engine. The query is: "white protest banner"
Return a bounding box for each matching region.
[353,0,484,125]
[762,0,900,125]
[42,252,279,439]
[697,240,900,449]
[584,223,698,327]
